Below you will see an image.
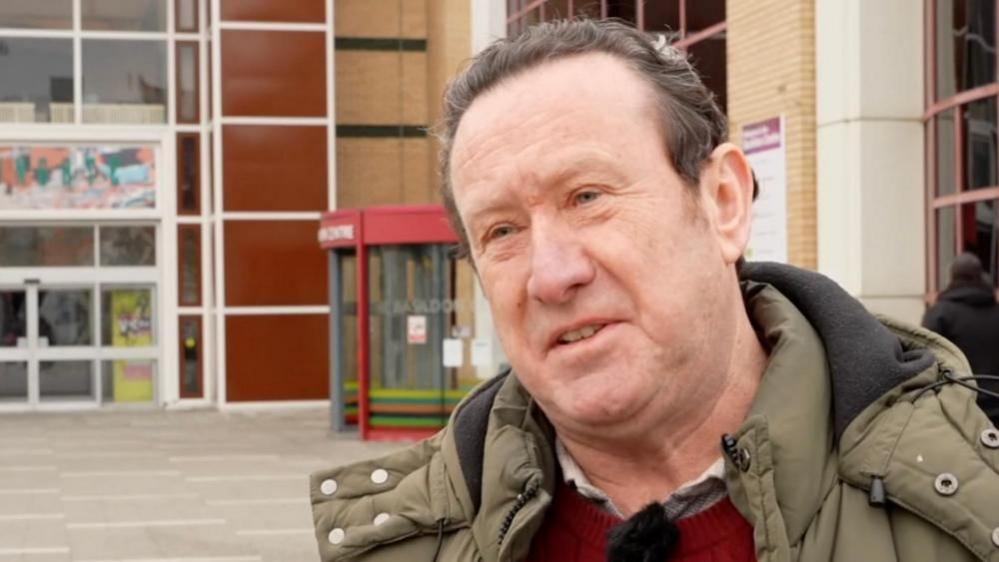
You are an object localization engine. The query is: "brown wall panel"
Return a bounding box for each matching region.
[223,125,327,211]
[225,314,329,401]
[224,220,327,306]
[221,0,324,23]
[335,0,426,38]
[221,30,326,117]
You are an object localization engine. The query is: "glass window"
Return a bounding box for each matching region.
[99,226,156,266]
[937,206,957,290]
[101,287,155,347]
[0,38,74,123]
[643,1,680,35]
[178,225,201,305]
[687,0,725,31]
[38,289,92,346]
[82,0,166,32]
[936,109,957,196]
[688,35,728,114]
[179,317,201,397]
[336,252,358,425]
[0,362,28,402]
[0,291,27,348]
[177,134,200,213]
[606,1,636,25]
[40,361,94,401]
[962,97,998,190]
[547,0,571,19]
[0,1,72,29]
[82,40,167,124]
[176,42,199,123]
[368,245,451,392]
[936,0,996,100]
[102,359,155,403]
[177,0,198,31]
[573,0,602,19]
[961,199,998,285]
[0,226,94,267]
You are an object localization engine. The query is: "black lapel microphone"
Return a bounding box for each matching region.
[605,502,679,562]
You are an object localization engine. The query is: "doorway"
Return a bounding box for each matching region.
[0,223,159,411]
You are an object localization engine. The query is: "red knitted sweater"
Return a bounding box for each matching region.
[526,481,756,562]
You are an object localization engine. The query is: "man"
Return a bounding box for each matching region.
[923,252,999,423]
[312,20,999,562]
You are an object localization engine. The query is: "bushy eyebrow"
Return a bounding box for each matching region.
[460,151,628,229]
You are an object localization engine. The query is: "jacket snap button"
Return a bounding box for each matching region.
[328,528,345,545]
[371,468,389,484]
[934,473,959,496]
[992,527,999,548]
[373,512,390,526]
[736,448,752,472]
[981,428,999,449]
[320,478,338,495]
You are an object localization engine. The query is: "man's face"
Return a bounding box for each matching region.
[449,53,742,433]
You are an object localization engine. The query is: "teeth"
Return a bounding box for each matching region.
[559,324,603,344]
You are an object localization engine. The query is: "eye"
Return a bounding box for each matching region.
[486,224,517,241]
[573,189,601,206]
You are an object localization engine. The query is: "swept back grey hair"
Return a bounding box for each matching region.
[438,18,728,258]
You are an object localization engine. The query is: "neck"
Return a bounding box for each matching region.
[556,306,768,517]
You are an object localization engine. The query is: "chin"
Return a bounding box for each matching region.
[556,377,647,426]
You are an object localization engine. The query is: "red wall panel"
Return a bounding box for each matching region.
[225,314,328,401]
[221,30,326,117]
[224,220,328,306]
[222,125,327,211]
[221,0,325,23]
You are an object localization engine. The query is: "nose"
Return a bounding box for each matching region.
[526,221,596,305]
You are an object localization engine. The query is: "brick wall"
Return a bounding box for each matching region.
[727,0,817,268]
[334,0,470,207]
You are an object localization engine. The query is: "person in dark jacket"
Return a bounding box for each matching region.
[923,252,999,422]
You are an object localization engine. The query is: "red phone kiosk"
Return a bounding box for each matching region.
[319,205,483,441]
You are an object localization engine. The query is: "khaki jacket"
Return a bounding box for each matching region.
[311,264,999,561]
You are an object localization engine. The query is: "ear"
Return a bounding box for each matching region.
[699,143,754,266]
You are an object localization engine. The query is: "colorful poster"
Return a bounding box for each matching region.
[110,289,154,402]
[0,145,156,210]
[742,116,788,263]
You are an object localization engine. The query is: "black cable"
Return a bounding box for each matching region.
[941,371,999,400]
[431,519,445,562]
[916,370,999,401]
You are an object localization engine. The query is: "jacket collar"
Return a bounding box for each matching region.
[724,281,839,545]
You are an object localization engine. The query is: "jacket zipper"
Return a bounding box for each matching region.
[497,480,540,547]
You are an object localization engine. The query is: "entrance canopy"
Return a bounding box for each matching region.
[319,205,482,441]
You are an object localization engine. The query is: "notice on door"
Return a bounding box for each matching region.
[742,115,788,263]
[442,338,463,368]
[407,315,427,345]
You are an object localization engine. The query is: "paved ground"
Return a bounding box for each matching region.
[0,408,405,562]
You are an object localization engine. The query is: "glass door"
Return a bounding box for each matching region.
[0,283,97,408]
[0,287,29,405]
[35,284,98,405]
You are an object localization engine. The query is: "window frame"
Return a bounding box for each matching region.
[925,0,999,302]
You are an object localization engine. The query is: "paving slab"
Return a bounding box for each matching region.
[0,408,405,562]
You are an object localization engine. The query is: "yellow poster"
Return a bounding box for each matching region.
[110,290,153,402]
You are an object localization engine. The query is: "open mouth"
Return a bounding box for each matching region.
[556,323,608,345]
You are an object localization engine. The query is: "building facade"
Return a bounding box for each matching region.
[3,0,993,411]
[0,0,475,411]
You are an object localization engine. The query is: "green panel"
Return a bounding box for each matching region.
[334,37,427,51]
[369,415,448,428]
